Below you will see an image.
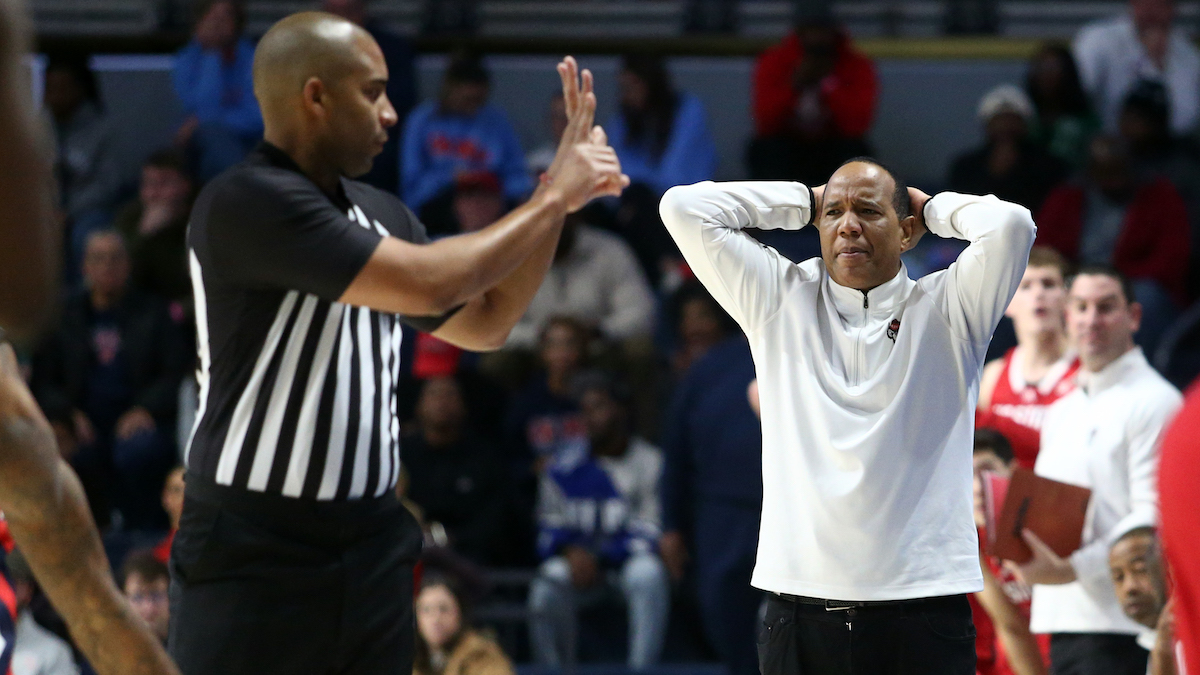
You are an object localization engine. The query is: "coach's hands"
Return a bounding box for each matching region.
[542,56,630,213]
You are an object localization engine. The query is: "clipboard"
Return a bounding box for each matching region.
[987,467,1091,564]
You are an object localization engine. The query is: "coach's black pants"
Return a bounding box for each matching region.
[168,473,422,675]
[1049,633,1148,675]
[757,593,977,675]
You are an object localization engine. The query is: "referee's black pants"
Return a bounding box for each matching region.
[168,474,422,675]
[757,593,977,675]
[1048,633,1148,675]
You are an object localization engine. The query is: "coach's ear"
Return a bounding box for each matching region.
[899,214,923,253]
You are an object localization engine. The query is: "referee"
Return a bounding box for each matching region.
[170,12,627,675]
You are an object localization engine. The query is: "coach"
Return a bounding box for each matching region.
[170,11,627,675]
[660,162,1035,674]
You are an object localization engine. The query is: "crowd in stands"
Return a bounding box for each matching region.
[9,0,1200,673]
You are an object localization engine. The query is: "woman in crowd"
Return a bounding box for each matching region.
[1025,43,1098,168]
[413,575,514,675]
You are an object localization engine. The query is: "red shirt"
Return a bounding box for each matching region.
[977,347,1080,469]
[1159,382,1200,673]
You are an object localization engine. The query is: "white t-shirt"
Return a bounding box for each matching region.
[660,182,1035,600]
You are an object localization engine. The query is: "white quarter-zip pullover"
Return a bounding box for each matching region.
[659,181,1036,601]
[1031,347,1181,635]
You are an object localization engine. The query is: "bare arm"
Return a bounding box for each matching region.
[978,359,1004,410]
[341,57,627,337]
[0,344,180,675]
[0,0,57,340]
[976,557,1047,675]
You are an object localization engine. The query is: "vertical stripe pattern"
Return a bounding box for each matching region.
[191,205,408,500]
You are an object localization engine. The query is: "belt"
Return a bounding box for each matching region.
[774,592,956,612]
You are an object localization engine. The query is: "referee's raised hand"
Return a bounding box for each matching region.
[543,56,630,213]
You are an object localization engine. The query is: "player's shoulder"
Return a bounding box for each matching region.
[342,179,427,242]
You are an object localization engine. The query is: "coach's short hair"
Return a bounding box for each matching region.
[836,156,911,220]
[1068,265,1136,307]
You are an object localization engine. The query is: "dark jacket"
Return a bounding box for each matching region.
[32,289,189,425]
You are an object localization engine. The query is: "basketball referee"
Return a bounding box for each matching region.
[170,12,628,675]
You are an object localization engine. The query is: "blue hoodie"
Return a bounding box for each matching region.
[172,37,262,137]
[606,92,718,196]
[401,101,532,211]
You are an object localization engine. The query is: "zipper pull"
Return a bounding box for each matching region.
[862,292,869,309]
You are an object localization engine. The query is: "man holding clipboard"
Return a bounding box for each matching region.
[1013,267,1181,675]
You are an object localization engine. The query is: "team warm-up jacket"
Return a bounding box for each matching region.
[659,181,1036,601]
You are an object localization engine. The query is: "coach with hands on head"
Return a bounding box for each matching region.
[660,160,1036,674]
[172,11,627,675]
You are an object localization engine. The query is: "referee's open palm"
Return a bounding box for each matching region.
[544,56,630,213]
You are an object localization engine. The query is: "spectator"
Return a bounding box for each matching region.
[1018,267,1182,675]
[526,92,567,178]
[1025,43,1100,169]
[505,215,655,350]
[947,85,1070,213]
[1073,0,1200,135]
[976,246,1080,470]
[668,281,739,378]
[402,53,531,236]
[505,317,590,472]
[1109,527,1177,675]
[120,550,169,645]
[112,150,195,310]
[319,0,417,194]
[451,171,507,234]
[747,4,878,184]
[7,549,80,675]
[1118,80,1200,295]
[402,376,516,567]
[151,466,184,564]
[608,54,716,197]
[970,430,1049,675]
[172,0,262,182]
[659,335,761,675]
[1036,135,1190,354]
[527,373,668,669]
[42,54,121,275]
[413,574,515,675]
[31,231,188,531]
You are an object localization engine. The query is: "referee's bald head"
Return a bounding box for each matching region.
[253,11,397,177]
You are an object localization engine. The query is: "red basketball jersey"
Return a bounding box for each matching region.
[978,347,1080,470]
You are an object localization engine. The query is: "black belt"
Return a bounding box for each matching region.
[774,592,961,612]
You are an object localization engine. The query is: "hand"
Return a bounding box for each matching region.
[659,531,689,582]
[1005,529,1077,586]
[907,186,931,231]
[1154,598,1175,655]
[71,409,96,447]
[139,201,178,237]
[174,116,199,148]
[747,379,761,418]
[794,56,833,88]
[115,406,155,442]
[563,545,600,589]
[811,184,825,215]
[543,56,630,212]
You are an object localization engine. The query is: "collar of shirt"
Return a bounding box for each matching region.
[824,262,913,319]
[254,141,353,211]
[1077,346,1146,396]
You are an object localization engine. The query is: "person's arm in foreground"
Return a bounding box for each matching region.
[925,192,1037,345]
[342,57,628,350]
[976,556,1047,675]
[0,343,180,675]
[659,180,817,334]
[0,0,57,340]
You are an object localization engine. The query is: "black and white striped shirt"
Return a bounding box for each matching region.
[186,143,452,501]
